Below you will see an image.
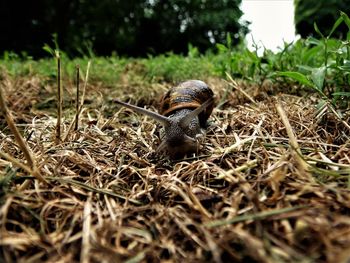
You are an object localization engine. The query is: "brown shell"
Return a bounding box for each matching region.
[159,80,214,126]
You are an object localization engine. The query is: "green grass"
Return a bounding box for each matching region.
[1,12,350,108]
[0,51,217,88]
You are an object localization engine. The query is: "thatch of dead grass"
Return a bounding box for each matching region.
[1,70,350,263]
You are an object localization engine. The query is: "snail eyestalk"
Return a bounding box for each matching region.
[114,99,171,127]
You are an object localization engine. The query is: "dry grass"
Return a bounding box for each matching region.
[0,70,350,263]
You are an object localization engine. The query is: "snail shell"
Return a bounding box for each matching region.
[159,80,214,128]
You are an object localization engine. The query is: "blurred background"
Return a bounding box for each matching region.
[0,0,349,58]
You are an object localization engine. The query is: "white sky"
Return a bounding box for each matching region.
[241,0,297,53]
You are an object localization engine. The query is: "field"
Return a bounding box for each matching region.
[1,17,350,262]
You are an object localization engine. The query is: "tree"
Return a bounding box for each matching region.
[294,0,350,38]
[134,0,248,55]
[0,0,247,58]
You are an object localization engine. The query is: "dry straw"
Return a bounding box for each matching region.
[75,64,80,131]
[0,67,350,262]
[55,51,62,144]
[0,84,46,183]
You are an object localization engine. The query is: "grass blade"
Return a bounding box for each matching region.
[327,15,344,38]
[75,65,80,131]
[55,51,62,144]
[276,71,313,87]
[311,66,326,91]
[47,176,142,205]
[205,206,306,228]
[341,11,350,31]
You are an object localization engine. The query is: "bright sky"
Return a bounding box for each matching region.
[241,0,297,54]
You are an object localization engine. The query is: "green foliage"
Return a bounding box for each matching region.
[213,12,350,108]
[294,0,350,39]
[215,34,261,81]
[215,35,299,84]
[276,12,350,105]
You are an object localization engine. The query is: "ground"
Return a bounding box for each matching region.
[0,73,350,263]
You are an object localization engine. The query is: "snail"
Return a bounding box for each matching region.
[114,80,214,158]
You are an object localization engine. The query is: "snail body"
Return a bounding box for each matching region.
[114,80,214,158]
